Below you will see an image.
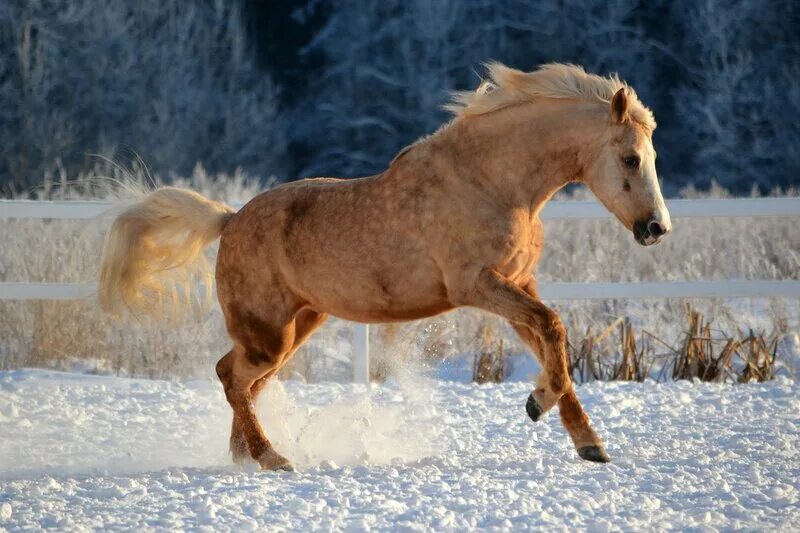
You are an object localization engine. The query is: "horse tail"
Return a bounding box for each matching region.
[98,187,236,320]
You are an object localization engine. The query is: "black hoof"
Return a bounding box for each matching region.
[526,393,543,422]
[577,445,611,463]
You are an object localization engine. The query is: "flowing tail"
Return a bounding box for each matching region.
[98,187,235,319]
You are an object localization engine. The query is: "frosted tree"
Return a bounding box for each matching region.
[0,0,286,192]
[2,0,797,192]
[669,0,800,190]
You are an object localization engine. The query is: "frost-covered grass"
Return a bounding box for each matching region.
[0,369,798,530]
[0,172,798,381]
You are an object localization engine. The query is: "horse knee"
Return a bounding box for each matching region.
[539,317,569,395]
[542,318,566,347]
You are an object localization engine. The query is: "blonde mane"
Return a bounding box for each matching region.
[446,62,656,130]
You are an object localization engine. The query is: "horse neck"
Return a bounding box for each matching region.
[434,100,607,214]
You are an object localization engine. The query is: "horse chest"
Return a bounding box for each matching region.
[492,220,544,281]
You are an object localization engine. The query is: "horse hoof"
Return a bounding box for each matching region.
[577,445,611,463]
[526,393,543,422]
[258,449,294,471]
[274,462,295,472]
[261,459,295,472]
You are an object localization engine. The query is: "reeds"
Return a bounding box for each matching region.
[565,304,780,384]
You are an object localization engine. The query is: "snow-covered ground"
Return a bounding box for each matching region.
[1,369,798,531]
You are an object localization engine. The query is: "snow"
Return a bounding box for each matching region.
[1,369,798,531]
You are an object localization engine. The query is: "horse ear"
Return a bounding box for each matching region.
[611,88,629,123]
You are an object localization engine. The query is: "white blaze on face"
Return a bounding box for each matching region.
[642,140,671,239]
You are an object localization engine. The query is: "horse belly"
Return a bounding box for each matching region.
[295,251,453,323]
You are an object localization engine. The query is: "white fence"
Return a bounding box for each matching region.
[2,197,800,382]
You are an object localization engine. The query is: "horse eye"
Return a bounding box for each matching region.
[623,155,640,169]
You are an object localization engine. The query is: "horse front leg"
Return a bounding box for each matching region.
[510,306,609,461]
[468,269,569,412]
[467,270,609,462]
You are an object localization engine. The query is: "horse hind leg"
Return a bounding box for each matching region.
[226,360,286,465]
[216,313,296,471]
[225,364,284,467]
[219,309,329,469]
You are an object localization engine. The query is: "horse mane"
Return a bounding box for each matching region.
[445,62,656,131]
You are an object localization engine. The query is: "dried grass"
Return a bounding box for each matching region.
[565,304,782,384]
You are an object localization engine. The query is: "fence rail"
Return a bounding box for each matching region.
[3,196,799,382]
[3,197,800,220]
[3,279,800,302]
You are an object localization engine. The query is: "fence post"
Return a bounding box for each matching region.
[353,323,370,384]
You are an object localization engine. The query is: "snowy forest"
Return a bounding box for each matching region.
[1,0,798,195]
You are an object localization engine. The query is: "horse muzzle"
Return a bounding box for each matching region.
[633,218,670,246]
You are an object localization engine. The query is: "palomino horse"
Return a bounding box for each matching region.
[99,63,671,470]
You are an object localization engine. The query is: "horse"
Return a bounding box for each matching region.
[98,62,671,470]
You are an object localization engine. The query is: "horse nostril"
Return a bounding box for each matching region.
[648,220,668,238]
